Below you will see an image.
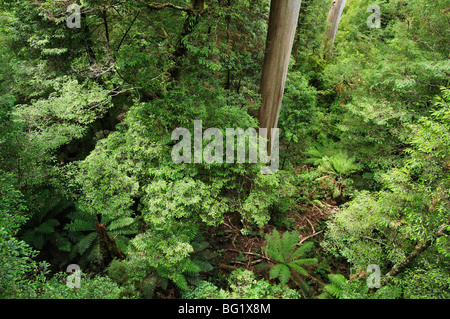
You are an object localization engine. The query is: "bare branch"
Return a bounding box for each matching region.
[298,231,324,245]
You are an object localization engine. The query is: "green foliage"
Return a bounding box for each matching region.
[263,229,318,297]
[128,232,214,293]
[183,269,301,299]
[242,171,297,229]
[319,274,348,299]
[66,204,137,269]
[278,71,322,165]
[37,271,126,299]
[402,263,450,299]
[20,196,74,267]
[107,257,157,299]
[304,146,362,200]
[323,88,450,298]
[1,0,449,301]
[0,172,51,298]
[0,228,50,298]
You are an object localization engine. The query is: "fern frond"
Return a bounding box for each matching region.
[270,263,291,284]
[278,264,291,284]
[324,283,343,298]
[55,234,71,252]
[172,273,189,291]
[34,234,45,249]
[269,263,283,280]
[282,231,299,260]
[108,217,134,231]
[130,234,149,252]
[87,241,102,264]
[21,229,36,246]
[329,274,347,287]
[292,241,315,260]
[77,232,97,254]
[264,229,285,262]
[324,274,348,299]
[67,219,95,232]
[36,222,55,234]
[183,259,201,275]
[192,240,209,252]
[292,257,318,266]
[115,235,131,254]
[67,204,96,222]
[192,259,213,272]
[287,262,308,276]
[141,276,158,299]
[109,227,137,236]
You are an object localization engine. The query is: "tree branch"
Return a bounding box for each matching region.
[117,10,141,52]
[298,231,324,245]
[384,224,448,281]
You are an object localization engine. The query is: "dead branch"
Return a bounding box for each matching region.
[298,230,324,245]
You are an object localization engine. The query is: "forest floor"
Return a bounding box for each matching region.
[154,200,347,299]
[210,200,346,296]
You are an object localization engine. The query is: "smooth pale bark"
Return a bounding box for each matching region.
[258,0,302,153]
[323,0,347,53]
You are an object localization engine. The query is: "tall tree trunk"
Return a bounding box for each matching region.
[258,0,302,153]
[323,0,347,55]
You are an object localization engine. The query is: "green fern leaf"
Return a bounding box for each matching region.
[329,274,347,290]
[87,241,102,264]
[270,264,291,284]
[77,232,97,254]
[34,234,45,249]
[264,229,285,263]
[115,235,130,254]
[68,219,95,232]
[292,257,318,266]
[325,283,343,298]
[269,263,282,280]
[183,260,201,275]
[172,273,189,291]
[292,241,315,260]
[278,264,291,284]
[36,222,55,234]
[282,231,299,260]
[324,274,348,299]
[192,240,209,252]
[108,217,134,231]
[192,259,213,272]
[55,235,72,252]
[287,262,308,276]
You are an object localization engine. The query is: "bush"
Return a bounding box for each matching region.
[183,269,302,299]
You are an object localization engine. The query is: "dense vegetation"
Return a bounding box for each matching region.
[0,0,449,300]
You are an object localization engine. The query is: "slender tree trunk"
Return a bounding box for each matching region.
[258,0,302,153]
[323,0,347,55]
[168,0,205,82]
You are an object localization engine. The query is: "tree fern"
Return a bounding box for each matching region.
[263,229,318,297]
[20,195,75,267]
[66,204,137,270]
